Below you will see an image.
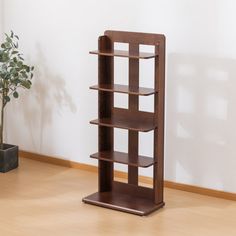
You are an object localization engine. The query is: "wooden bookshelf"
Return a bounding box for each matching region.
[90,84,156,96]
[83,30,166,216]
[84,191,163,216]
[90,151,155,168]
[90,118,156,132]
[90,107,156,132]
[90,49,158,59]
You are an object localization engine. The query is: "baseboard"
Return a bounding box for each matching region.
[19,150,236,201]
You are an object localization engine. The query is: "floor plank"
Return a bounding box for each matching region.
[0,158,235,236]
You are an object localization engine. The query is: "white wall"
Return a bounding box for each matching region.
[0,0,3,39]
[1,0,236,193]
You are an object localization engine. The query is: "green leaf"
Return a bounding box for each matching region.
[20,80,31,89]
[21,72,28,79]
[4,42,11,48]
[12,78,20,85]
[17,61,23,67]
[0,53,10,62]
[5,74,10,80]
[0,31,33,101]
[4,96,10,103]
[9,62,15,67]
[6,37,12,43]
[13,91,19,98]
[10,68,16,73]
[23,65,30,72]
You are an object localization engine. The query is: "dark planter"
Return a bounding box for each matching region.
[0,143,19,173]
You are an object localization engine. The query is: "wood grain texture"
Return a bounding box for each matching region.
[98,35,114,192]
[128,43,139,185]
[90,117,155,132]
[91,107,155,132]
[1,157,235,236]
[19,151,236,201]
[90,84,156,96]
[90,151,155,167]
[105,30,165,45]
[113,181,154,199]
[153,37,166,204]
[83,192,164,216]
[88,31,165,215]
[90,49,157,59]
[83,181,158,215]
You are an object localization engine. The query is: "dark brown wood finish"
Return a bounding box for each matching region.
[90,84,156,96]
[128,43,139,185]
[153,39,165,204]
[82,191,164,216]
[113,181,154,199]
[90,108,155,132]
[90,117,155,132]
[90,151,155,167]
[83,30,165,216]
[90,49,157,59]
[105,30,164,45]
[98,36,114,192]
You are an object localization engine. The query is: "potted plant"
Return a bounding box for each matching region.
[0,31,34,172]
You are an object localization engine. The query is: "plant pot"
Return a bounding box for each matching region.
[0,143,18,173]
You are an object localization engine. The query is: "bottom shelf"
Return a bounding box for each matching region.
[82,191,165,216]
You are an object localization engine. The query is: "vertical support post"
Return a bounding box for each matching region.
[98,36,114,192]
[153,38,165,203]
[128,44,139,185]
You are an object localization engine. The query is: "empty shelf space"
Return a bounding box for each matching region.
[90,108,155,132]
[90,84,156,96]
[89,49,158,59]
[90,151,155,167]
[90,117,156,132]
[83,191,165,216]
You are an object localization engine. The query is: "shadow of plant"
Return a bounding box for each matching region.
[5,44,77,152]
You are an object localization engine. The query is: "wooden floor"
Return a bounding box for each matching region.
[0,158,235,236]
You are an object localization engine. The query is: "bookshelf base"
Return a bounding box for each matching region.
[83,191,165,216]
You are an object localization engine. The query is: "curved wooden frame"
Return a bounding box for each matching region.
[83,30,165,216]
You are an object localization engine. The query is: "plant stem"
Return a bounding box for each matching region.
[0,84,5,149]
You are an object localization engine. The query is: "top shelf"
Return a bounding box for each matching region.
[89,50,158,59]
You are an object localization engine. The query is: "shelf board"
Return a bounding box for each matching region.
[83,191,165,216]
[90,151,155,167]
[90,84,156,96]
[90,49,157,59]
[90,117,156,132]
